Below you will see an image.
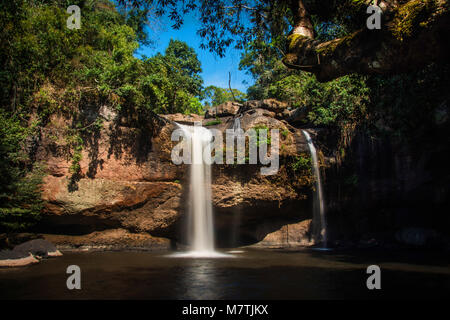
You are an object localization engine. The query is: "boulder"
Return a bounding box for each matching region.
[0,251,39,268]
[0,239,61,268]
[0,233,43,250]
[160,113,203,125]
[0,249,30,261]
[205,101,242,119]
[13,239,62,257]
[241,99,288,114]
[241,107,276,119]
[277,108,292,120]
[287,106,309,123]
[253,219,313,247]
[237,108,309,155]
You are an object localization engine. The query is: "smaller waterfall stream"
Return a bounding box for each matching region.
[233,116,242,131]
[302,130,328,247]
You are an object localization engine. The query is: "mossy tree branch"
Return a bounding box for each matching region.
[283,0,450,82]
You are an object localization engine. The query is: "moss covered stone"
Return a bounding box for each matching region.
[391,0,436,41]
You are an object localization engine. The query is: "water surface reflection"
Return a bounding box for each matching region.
[0,249,448,299]
[177,259,221,299]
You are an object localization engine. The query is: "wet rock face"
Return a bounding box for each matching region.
[254,219,313,248]
[36,99,315,249]
[205,101,242,119]
[320,125,450,248]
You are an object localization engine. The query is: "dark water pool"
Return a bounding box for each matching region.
[0,248,448,299]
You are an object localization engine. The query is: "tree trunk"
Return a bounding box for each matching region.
[289,0,314,38]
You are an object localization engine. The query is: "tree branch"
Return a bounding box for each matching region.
[283,0,450,82]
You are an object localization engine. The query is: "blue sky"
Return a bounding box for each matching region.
[135,13,255,93]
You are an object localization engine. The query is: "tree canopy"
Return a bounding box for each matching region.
[204,86,247,106]
[118,0,450,81]
[0,0,207,230]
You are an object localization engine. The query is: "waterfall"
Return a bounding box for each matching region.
[176,124,222,257]
[233,116,241,131]
[302,130,327,247]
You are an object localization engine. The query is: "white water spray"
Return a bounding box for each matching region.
[175,124,227,258]
[302,130,327,247]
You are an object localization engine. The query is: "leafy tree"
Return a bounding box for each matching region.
[0,111,44,231]
[204,86,247,106]
[163,39,204,112]
[240,30,369,128]
[0,0,207,230]
[117,0,450,81]
[138,39,204,114]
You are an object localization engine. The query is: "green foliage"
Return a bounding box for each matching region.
[391,0,435,41]
[204,86,247,106]
[0,111,45,231]
[204,119,222,126]
[0,163,46,231]
[184,96,204,115]
[117,0,356,58]
[303,74,370,126]
[0,112,29,196]
[253,125,271,147]
[247,67,369,128]
[366,63,450,142]
[242,36,370,129]
[0,1,205,118]
[291,155,312,173]
[0,1,212,230]
[67,133,83,175]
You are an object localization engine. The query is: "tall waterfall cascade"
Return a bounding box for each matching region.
[302,130,328,246]
[175,124,227,258]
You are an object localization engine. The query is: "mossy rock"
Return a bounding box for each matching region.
[390,0,437,41]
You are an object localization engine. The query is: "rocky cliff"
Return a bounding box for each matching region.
[30,98,450,250]
[33,100,317,250]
